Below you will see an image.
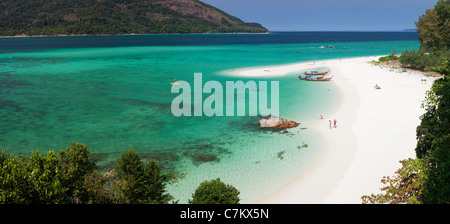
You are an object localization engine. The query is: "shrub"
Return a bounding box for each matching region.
[378,55,392,62]
[189,178,240,204]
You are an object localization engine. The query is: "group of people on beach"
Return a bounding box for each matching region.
[329,119,337,129]
[421,79,427,84]
[320,115,337,129]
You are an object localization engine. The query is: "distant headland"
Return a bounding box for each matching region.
[0,0,268,37]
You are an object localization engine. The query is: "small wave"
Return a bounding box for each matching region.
[318,46,325,48]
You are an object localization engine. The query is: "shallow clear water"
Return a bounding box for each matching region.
[0,32,420,203]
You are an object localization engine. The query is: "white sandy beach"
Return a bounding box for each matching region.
[226,56,436,204]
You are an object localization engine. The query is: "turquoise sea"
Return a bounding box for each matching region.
[0,32,420,203]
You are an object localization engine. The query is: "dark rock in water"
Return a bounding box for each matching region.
[195,155,217,162]
[258,117,299,130]
[297,143,309,150]
[277,150,286,160]
[193,155,219,165]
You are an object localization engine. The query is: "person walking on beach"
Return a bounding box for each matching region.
[329,120,332,129]
[333,119,337,128]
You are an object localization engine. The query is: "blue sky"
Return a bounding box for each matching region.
[201,0,439,31]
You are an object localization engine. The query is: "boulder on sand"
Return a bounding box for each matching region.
[258,117,299,130]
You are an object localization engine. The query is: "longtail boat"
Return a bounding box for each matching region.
[304,70,329,75]
[298,75,333,81]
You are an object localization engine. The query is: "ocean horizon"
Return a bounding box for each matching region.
[0,32,420,203]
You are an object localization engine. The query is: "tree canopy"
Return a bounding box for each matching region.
[415,0,450,51]
[0,142,95,203]
[115,149,174,204]
[189,178,240,204]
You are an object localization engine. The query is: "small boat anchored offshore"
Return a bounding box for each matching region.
[298,74,333,81]
[304,70,329,76]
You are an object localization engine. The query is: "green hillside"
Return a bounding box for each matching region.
[0,0,268,36]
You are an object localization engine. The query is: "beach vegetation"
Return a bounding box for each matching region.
[361,158,428,204]
[398,48,450,71]
[189,178,240,204]
[378,55,394,62]
[397,0,450,72]
[390,49,400,60]
[416,59,450,203]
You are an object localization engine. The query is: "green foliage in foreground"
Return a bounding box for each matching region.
[378,49,399,62]
[115,149,174,204]
[0,143,240,204]
[0,143,96,203]
[0,143,175,204]
[361,158,428,204]
[189,178,240,204]
[377,49,399,63]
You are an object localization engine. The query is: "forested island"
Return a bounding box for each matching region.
[0,0,268,36]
